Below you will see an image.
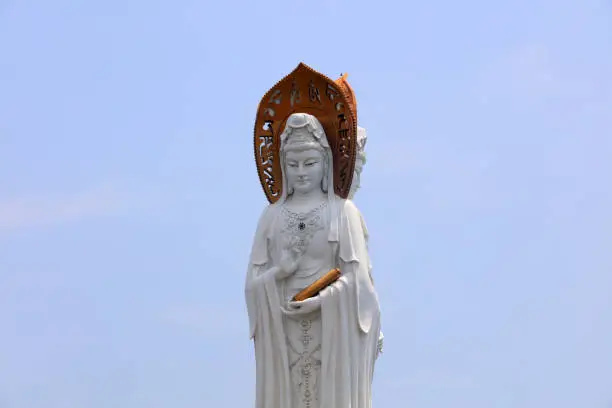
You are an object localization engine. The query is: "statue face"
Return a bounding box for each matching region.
[285,148,325,196]
[350,159,363,197]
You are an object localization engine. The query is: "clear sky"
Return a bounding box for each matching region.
[0,0,611,407]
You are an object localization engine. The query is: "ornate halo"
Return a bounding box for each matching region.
[335,73,358,124]
[254,63,358,203]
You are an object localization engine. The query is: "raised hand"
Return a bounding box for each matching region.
[276,237,303,280]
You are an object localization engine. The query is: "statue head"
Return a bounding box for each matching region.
[280,113,332,198]
[348,126,367,199]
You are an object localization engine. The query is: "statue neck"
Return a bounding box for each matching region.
[286,189,327,207]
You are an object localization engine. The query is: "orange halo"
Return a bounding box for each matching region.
[253,63,358,203]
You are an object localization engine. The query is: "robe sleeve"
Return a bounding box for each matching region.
[245,205,276,339]
[338,200,380,334]
[358,211,374,284]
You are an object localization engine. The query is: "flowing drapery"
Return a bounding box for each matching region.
[245,199,380,408]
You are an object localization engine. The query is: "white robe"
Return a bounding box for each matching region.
[245,198,381,408]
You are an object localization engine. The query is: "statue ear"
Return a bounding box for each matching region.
[321,175,328,193]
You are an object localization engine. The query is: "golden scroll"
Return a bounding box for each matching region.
[292,268,341,302]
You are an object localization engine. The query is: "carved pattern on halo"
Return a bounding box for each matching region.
[308,80,321,103]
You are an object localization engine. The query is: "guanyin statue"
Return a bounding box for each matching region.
[245,63,382,408]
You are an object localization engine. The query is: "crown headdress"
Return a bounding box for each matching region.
[254,63,358,203]
[281,113,327,152]
[283,131,321,151]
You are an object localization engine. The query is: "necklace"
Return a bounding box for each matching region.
[281,201,327,254]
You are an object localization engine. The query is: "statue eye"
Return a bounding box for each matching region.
[305,161,317,167]
[287,162,298,167]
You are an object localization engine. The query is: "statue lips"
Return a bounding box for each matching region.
[293,175,313,192]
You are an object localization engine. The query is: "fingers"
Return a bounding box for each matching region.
[283,299,313,315]
[319,286,331,297]
[287,301,304,309]
[287,297,320,313]
[282,236,291,250]
[283,307,311,317]
[288,298,314,308]
[281,306,308,317]
[281,247,301,263]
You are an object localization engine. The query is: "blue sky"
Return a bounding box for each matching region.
[0,0,611,407]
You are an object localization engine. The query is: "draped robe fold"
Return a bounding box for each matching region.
[245,198,381,408]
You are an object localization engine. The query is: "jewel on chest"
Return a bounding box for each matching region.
[280,201,327,254]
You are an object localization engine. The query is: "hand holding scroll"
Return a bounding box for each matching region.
[282,296,322,318]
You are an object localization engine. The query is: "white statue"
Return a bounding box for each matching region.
[247,64,381,408]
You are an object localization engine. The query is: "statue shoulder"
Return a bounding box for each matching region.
[254,202,281,232]
[249,203,282,263]
[339,199,369,237]
[338,198,363,220]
